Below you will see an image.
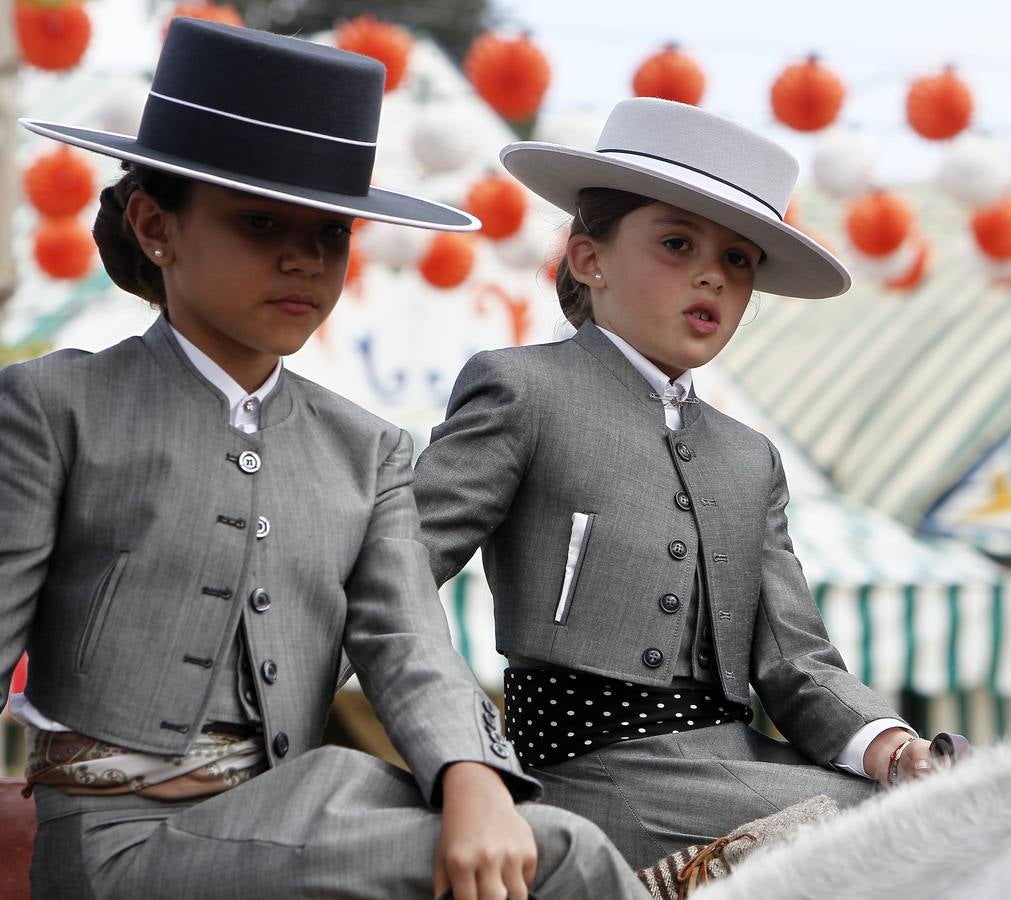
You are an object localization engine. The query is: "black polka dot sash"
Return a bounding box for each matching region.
[504,667,752,768]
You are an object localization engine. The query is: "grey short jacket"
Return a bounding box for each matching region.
[414,321,899,765]
[0,316,532,803]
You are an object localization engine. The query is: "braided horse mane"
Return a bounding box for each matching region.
[696,739,1011,900]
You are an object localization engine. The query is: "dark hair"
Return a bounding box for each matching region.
[92,162,193,308]
[555,188,655,327]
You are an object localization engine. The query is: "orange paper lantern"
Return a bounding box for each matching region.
[15,1,91,71]
[344,240,365,286]
[164,3,244,33]
[632,44,705,106]
[971,198,1011,260]
[784,198,801,228]
[886,237,930,290]
[418,233,476,289]
[845,191,914,257]
[771,56,845,132]
[34,217,95,279]
[907,67,973,140]
[464,32,550,122]
[337,15,412,92]
[466,175,527,240]
[23,145,95,218]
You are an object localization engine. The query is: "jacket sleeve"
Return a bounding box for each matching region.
[413,350,535,586]
[749,438,903,765]
[342,427,539,807]
[0,362,67,713]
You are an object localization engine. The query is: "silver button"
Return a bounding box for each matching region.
[237,450,261,473]
[242,398,259,414]
[256,516,270,540]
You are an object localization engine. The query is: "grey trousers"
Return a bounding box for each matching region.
[30,746,650,899]
[533,724,879,870]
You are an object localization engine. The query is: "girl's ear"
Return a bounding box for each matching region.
[126,190,173,266]
[566,233,604,288]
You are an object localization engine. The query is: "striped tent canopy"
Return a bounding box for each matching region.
[716,185,1011,561]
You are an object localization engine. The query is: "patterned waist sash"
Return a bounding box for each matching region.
[504,667,752,768]
[22,725,267,799]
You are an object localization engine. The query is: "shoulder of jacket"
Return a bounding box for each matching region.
[285,368,399,437]
[700,400,776,452]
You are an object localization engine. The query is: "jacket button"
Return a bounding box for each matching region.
[483,710,498,727]
[642,648,664,668]
[273,731,289,757]
[697,650,711,668]
[256,516,271,540]
[481,698,496,715]
[676,442,692,462]
[261,659,278,684]
[237,450,261,474]
[668,540,688,560]
[491,741,511,759]
[659,593,681,614]
[249,588,271,613]
[675,491,691,511]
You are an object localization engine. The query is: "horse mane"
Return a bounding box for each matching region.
[696,739,1011,899]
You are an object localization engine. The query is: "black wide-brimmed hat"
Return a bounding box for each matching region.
[20,18,478,231]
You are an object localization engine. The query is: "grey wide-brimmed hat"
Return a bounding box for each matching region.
[500,98,849,298]
[20,18,478,232]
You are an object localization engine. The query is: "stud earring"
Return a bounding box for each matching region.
[153,249,165,258]
[594,272,603,280]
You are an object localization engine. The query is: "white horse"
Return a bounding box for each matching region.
[695,739,1011,900]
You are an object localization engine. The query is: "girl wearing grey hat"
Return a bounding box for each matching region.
[1,18,654,900]
[414,97,950,869]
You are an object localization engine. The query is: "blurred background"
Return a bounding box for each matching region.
[3,0,1010,774]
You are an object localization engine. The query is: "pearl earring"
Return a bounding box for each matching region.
[594,272,603,280]
[153,249,165,259]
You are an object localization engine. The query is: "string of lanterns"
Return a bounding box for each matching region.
[14,6,1011,296]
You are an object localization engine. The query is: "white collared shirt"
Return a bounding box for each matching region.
[591,323,912,778]
[595,324,694,431]
[10,327,282,733]
[170,325,282,432]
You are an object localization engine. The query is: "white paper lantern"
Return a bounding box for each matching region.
[97,77,150,136]
[411,107,478,175]
[937,134,1011,206]
[357,221,428,270]
[848,235,921,281]
[812,128,877,198]
[532,109,602,149]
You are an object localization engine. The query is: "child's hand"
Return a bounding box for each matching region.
[864,728,934,787]
[434,761,537,900]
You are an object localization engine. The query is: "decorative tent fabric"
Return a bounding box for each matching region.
[717,186,1011,562]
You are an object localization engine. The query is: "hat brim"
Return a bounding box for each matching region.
[21,119,479,232]
[501,142,850,299]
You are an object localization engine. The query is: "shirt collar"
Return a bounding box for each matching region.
[169,325,282,424]
[594,323,694,401]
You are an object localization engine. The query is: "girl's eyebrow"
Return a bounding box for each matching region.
[653,215,756,247]
[652,215,702,231]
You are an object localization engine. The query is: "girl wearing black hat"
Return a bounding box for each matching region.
[414,98,952,872]
[0,19,650,900]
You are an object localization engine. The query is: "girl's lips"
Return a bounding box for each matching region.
[270,295,316,315]
[683,307,719,335]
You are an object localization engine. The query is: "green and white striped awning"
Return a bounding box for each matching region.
[717,186,1011,559]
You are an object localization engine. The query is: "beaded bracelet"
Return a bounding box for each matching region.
[887,736,917,786]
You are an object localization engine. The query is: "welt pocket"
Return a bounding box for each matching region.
[76,551,129,674]
[554,512,595,625]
